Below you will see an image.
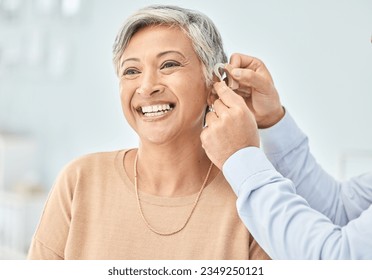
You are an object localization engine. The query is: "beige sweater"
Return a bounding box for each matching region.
[28,150,269,260]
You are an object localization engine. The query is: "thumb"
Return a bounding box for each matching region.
[213,82,245,108]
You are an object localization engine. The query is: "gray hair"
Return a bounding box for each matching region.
[112,5,227,85]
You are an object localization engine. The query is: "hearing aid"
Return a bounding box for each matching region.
[213,63,239,90]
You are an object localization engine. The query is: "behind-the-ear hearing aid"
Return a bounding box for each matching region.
[213,63,239,90]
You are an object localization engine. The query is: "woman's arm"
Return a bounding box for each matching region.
[27,161,77,260]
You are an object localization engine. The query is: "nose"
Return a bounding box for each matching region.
[136,70,164,97]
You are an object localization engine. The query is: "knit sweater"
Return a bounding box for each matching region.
[27,150,270,260]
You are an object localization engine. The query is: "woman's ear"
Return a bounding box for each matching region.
[207,87,218,106]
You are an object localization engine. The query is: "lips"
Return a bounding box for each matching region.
[138,103,174,117]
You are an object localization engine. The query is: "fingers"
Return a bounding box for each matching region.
[205,84,247,129]
[225,53,283,128]
[205,100,229,128]
[207,83,254,128]
[212,82,246,109]
[235,88,252,98]
[223,56,271,99]
[205,110,218,126]
[229,53,263,70]
[232,68,272,93]
[228,53,273,85]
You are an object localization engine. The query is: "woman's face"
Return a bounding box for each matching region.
[119,25,211,145]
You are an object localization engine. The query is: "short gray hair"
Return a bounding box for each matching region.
[112,5,227,85]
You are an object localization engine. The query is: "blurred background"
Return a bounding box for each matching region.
[0,0,371,259]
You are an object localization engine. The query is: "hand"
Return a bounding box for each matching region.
[226,53,285,128]
[201,82,259,170]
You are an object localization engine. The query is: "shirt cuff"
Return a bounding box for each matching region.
[222,147,276,196]
[259,110,307,156]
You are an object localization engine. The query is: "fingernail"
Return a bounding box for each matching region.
[232,69,241,78]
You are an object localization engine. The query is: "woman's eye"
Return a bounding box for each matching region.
[161,61,181,69]
[123,68,140,76]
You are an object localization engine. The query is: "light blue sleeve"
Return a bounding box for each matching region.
[259,111,372,225]
[223,147,372,259]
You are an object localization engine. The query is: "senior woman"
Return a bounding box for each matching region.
[27,5,269,260]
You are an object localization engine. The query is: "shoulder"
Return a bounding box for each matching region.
[206,171,239,203]
[54,149,130,185]
[68,150,121,165]
[62,149,127,174]
[50,149,131,197]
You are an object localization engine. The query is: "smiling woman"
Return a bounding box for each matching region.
[26,5,270,260]
[120,25,210,146]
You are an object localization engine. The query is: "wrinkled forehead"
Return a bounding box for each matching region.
[130,24,190,49]
[120,24,197,63]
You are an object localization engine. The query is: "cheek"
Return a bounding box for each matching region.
[191,80,210,106]
[119,83,135,120]
[175,72,208,100]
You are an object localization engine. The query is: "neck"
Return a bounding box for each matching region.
[128,138,215,196]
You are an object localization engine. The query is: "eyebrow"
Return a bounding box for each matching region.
[157,50,186,59]
[120,50,186,68]
[120,57,140,68]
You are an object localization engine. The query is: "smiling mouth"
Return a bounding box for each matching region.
[138,103,175,117]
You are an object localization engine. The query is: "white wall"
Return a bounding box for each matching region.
[1,0,371,189]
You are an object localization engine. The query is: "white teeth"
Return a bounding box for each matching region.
[141,104,172,114]
[145,111,166,117]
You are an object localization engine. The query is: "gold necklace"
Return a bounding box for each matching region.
[133,152,214,236]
